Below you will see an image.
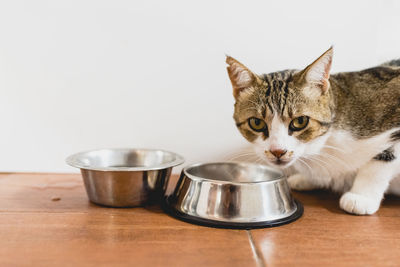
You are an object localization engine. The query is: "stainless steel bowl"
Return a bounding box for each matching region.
[164,162,302,229]
[66,148,184,207]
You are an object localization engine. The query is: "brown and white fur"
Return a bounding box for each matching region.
[227,47,400,215]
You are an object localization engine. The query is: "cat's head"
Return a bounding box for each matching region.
[227,47,334,168]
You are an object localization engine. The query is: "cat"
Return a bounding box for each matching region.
[226,47,400,215]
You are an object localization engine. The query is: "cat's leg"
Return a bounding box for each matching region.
[339,158,398,215]
[387,174,400,196]
[287,161,330,191]
[287,173,319,191]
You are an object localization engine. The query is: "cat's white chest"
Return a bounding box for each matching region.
[293,129,397,192]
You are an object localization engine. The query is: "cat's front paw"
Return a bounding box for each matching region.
[287,174,317,191]
[339,192,380,215]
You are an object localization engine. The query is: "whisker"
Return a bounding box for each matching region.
[303,155,332,178]
[226,153,258,161]
[322,145,346,153]
[317,152,353,171]
[224,149,255,158]
[297,158,314,180]
[255,157,264,165]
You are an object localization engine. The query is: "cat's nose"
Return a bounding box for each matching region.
[270,149,287,159]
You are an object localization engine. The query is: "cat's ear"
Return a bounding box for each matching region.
[226,56,260,99]
[297,47,333,95]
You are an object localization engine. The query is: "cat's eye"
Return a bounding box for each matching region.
[248,117,267,132]
[289,116,309,131]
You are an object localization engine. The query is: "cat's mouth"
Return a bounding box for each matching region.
[268,158,294,168]
[256,149,295,168]
[275,159,288,165]
[274,159,289,166]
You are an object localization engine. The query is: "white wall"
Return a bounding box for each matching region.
[0,0,399,173]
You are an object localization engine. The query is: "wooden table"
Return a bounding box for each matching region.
[0,173,399,266]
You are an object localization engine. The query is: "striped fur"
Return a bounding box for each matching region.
[226,48,400,215]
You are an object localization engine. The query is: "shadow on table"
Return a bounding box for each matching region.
[293,189,400,216]
[292,189,344,215]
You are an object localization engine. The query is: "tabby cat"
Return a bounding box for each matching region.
[226,47,400,215]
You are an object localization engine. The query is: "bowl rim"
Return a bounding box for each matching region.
[66,148,185,172]
[182,161,285,185]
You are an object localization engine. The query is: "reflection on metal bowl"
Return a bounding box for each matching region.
[66,148,184,207]
[164,162,302,229]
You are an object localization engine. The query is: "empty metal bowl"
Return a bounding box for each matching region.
[66,148,184,207]
[164,162,302,229]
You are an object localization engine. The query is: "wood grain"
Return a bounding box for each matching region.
[0,173,399,266]
[251,191,400,266]
[0,173,255,267]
